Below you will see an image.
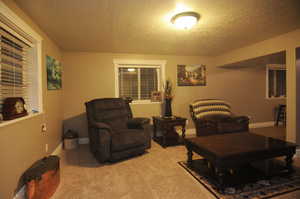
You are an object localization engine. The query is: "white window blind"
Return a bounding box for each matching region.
[118,67,159,101]
[0,27,31,113]
[140,68,158,100]
[119,68,139,100]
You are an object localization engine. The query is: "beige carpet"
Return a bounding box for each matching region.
[52,127,300,199]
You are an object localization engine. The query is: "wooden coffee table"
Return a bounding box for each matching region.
[185,132,297,190]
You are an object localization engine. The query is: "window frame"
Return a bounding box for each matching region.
[0,1,43,127]
[114,59,166,104]
[266,64,286,100]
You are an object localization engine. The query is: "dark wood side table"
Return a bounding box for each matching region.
[152,116,187,148]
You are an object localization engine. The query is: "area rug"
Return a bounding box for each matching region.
[178,159,300,199]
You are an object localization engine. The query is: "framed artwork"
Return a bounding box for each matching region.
[151,91,162,102]
[177,64,206,86]
[46,55,62,90]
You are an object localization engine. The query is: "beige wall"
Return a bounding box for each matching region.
[0,1,63,198]
[2,1,300,198]
[215,28,300,144]
[62,53,213,137]
[296,48,300,146]
[62,52,281,138]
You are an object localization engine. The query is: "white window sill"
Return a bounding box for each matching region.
[266,96,286,100]
[0,112,43,128]
[131,100,162,105]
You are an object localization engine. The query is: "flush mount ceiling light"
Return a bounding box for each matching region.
[171,11,200,29]
[127,68,136,72]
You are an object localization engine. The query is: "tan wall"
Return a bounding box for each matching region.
[296,48,300,146]
[62,53,213,137]
[0,1,63,198]
[214,28,300,144]
[62,52,280,138]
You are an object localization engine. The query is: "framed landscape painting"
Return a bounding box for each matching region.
[177,64,206,86]
[46,55,62,90]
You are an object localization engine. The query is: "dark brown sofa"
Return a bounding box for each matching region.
[85,98,151,163]
[190,99,249,137]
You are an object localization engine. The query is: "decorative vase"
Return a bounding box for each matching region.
[164,98,172,117]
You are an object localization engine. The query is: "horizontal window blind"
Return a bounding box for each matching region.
[140,68,158,100]
[0,27,30,113]
[119,68,138,100]
[118,67,159,100]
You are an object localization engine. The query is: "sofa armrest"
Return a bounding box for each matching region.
[127,117,150,129]
[231,116,249,124]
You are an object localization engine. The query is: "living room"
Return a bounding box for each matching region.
[1,0,300,199]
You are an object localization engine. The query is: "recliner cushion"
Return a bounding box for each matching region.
[111,129,146,152]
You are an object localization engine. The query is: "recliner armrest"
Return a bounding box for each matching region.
[127,117,150,129]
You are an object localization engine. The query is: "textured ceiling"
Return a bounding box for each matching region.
[14,0,300,56]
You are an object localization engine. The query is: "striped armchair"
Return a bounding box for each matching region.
[189,99,249,137]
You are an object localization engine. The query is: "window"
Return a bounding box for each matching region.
[0,2,43,123]
[0,27,30,113]
[114,59,166,102]
[266,64,286,98]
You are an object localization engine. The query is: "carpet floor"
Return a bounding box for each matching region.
[52,127,300,199]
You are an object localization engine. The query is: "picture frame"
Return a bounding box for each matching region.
[177,64,206,86]
[46,55,62,90]
[151,91,162,102]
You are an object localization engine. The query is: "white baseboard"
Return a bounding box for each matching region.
[249,121,275,129]
[51,142,63,156]
[180,122,275,136]
[296,149,300,158]
[13,186,25,199]
[79,137,89,144]
[13,142,63,199]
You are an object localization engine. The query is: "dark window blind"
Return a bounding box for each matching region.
[268,68,286,98]
[0,27,30,113]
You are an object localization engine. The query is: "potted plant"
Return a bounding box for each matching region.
[163,79,173,117]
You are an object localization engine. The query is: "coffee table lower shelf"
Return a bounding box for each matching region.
[187,158,292,191]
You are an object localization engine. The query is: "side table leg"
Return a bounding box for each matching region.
[153,119,157,139]
[285,153,294,173]
[163,132,167,148]
[216,167,226,193]
[182,126,186,140]
[187,148,193,167]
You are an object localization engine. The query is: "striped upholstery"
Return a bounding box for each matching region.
[190,99,232,119]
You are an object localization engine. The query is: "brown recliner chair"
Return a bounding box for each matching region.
[85,98,151,163]
[190,99,249,137]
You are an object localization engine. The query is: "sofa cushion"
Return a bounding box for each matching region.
[111,129,146,152]
[190,99,232,119]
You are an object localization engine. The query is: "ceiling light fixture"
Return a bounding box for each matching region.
[171,11,200,29]
[127,68,135,72]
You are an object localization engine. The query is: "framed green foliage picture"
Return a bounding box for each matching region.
[46,55,62,90]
